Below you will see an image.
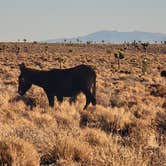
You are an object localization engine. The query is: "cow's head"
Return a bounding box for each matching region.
[18,63,32,96]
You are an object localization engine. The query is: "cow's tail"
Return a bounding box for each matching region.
[91,73,96,105]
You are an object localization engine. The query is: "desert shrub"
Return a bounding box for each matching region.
[0,141,12,166]
[9,95,36,110]
[155,112,166,146]
[162,100,166,109]
[80,106,134,136]
[55,112,75,129]
[82,128,108,146]
[31,113,58,129]
[149,84,166,97]
[68,49,73,53]
[15,125,53,150]
[96,92,110,106]
[0,138,39,166]
[40,152,58,165]
[122,117,156,149]
[106,49,112,54]
[142,147,166,166]
[110,95,127,108]
[48,136,93,165]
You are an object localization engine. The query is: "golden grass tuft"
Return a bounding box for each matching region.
[50,136,93,165]
[82,128,109,146]
[0,138,39,166]
[80,105,134,136]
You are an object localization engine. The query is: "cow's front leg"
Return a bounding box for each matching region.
[57,96,63,103]
[46,92,54,107]
[69,95,77,104]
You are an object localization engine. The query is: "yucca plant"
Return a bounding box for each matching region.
[141,42,149,74]
[141,42,149,58]
[44,45,48,53]
[114,51,125,71]
[142,58,149,74]
[24,46,28,53]
[76,38,79,43]
[57,56,66,69]
[23,38,27,43]
[15,45,20,56]
[2,44,6,54]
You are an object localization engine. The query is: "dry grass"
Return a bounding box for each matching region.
[0,138,39,166]
[0,43,165,165]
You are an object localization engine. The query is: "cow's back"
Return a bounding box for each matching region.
[46,65,96,96]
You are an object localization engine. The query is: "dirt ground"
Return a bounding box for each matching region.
[0,42,165,166]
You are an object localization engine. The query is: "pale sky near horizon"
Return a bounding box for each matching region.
[0,0,166,41]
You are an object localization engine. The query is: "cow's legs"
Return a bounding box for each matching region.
[57,96,63,103]
[91,95,96,106]
[46,93,54,107]
[69,94,78,104]
[83,90,92,110]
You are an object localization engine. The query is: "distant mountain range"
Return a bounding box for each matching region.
[45,30,166,43]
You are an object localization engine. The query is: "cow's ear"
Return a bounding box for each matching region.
[19,63,26,71]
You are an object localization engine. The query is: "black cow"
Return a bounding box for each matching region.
[160,70,166,77]
[18,63,96,110]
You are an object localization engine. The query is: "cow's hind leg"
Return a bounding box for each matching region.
[83,90,92,110]
[91,96,96,106]
[46,93,54,107]
[91,79,96,106]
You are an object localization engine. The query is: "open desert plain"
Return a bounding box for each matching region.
[0,42,165,166]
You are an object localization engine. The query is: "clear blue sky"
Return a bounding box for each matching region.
[0,0,166,41]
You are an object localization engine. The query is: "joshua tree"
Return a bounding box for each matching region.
[86,41,91,45]
[141,42,149,74]
[57,56,66,69]
[14,45,20,56]
[102,40,105,44]
[141,42,149,58]
[2,44,6,54]
[114,51,125,71]
[24,46,28,53]
[22,38,27,53]
[123,45,127,51]
[135,44,140,51]
[142,58,149,74]
[23,39,27,43]
[45,45,48,53]
[132,40,137,47]
[76,38,79,43]
[33,41,37,44]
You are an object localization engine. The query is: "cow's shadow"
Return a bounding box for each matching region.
[9,95,36,110]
